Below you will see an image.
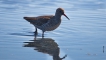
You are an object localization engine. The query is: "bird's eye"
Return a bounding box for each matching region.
[60,10,64,14]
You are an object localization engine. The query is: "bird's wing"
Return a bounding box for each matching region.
[24,15,54,26]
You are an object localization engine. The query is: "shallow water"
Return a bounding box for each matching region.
[0,0,106,60]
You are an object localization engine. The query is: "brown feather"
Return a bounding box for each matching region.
[23,15,54,26]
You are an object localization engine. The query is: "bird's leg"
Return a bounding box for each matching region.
[34,27,38,35]
[42,31,44,38]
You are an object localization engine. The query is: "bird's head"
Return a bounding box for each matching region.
[56,8,70,20]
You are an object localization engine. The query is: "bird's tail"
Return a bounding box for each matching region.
[23,17,36,24]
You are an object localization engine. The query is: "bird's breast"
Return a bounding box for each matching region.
[44,20,61,31]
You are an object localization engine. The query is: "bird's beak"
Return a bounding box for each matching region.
[63,14,70,20]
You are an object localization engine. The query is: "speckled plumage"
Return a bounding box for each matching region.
[23,8,70,37]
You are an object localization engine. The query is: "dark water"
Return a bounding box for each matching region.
[0,0,106,60]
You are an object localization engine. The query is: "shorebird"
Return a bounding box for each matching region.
[23,8,70,37]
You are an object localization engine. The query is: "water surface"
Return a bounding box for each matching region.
[0,0,106,60]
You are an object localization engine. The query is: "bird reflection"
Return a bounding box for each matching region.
[23,37,67,60]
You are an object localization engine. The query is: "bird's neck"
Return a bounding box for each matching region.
[55,13,62,20]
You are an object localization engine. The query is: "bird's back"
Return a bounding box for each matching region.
[23,15,54,26]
